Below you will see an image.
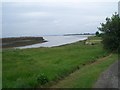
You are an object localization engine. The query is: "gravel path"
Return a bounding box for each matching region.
[94,60,119,89]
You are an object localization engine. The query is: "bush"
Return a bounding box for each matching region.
[37,73,49,85]
[98,13,120,52]
[95,31,99,36]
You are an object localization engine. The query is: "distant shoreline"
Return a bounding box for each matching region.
[2,34,95,38]
[1,37,47,48]
[64,33,95,36]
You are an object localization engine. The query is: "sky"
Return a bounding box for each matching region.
[1,0,119,37]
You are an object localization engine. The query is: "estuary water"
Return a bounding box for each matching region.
[16,35,90,49]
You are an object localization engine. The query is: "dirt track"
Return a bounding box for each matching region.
[94,60,119,89]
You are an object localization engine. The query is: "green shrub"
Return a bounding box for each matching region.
[98,13,120,52]
[37,73,49,85]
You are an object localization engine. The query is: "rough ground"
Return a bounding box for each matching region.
[94,60,119,89]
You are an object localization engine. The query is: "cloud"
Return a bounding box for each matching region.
[2,1,118,37]
[20,12,51,17]
[2,0,119,3]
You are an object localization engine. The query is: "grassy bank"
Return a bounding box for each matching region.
[51,54,118,88]
[2,36,117,88]
[0,51,2,89]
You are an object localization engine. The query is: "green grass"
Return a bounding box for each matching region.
[2,36,117,88]
[51,54,118,88]
[87,36,102,44]
[0,50,2,89]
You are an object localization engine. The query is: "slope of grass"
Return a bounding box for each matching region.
[0,50,2,89]
[51,54,118,88]
[2,36,111,88]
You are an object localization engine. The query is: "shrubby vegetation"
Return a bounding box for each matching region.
[98,13,120,53]
[95,31,99,36]
[37,73,49,85]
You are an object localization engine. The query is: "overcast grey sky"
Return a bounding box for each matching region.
[2,0,119,37]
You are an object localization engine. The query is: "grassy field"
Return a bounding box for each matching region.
[2,36,117,88]
[0,50,2,89]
